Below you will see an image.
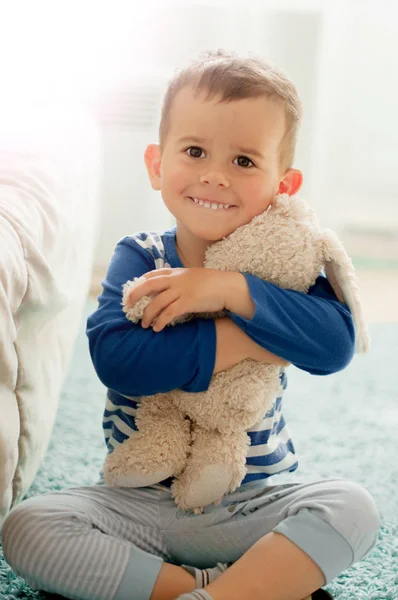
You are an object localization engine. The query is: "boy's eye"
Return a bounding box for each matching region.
[234,155,255,168]
[186,146,204,158]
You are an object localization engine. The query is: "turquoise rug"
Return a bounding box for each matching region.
[1,310,397,599]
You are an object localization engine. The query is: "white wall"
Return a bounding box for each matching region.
[310,1,398,231]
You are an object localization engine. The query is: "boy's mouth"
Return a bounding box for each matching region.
[188,196,235,210]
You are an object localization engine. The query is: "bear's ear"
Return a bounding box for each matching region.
[322,229,370,354]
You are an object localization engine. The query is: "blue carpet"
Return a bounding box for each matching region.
[0,309,397,599]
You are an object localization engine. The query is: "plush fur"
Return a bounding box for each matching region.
[103,194,369,513]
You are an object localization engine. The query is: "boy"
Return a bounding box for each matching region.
[2,50,380,600]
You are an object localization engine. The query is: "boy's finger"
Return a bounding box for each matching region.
[152,301,182,331]
[142,268,173,279]
[127,277,168,306]
[141,289,179,327]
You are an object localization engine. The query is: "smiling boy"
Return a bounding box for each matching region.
[2,50,379,600]
[130,83,302,329]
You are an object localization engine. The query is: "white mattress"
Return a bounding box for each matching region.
[0,98,101,524]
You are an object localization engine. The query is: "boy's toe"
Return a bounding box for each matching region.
[310,589,334,600]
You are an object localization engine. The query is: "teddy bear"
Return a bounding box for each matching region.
[103,193,369,513]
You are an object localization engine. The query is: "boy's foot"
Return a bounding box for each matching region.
[176,591,213,600]
[175,588,334,600]
[303,590,334,600]
[181,562,228,587]
[178,563,334,600]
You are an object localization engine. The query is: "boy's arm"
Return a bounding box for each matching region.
[213,316,289,374]
[225,272,355,375]
[87,237,217,397]
[87,238,277,397]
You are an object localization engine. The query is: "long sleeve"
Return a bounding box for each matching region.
[226,273,355,375]
[86,237,216,396]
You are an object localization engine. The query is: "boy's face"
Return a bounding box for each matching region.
[146,86,301,243]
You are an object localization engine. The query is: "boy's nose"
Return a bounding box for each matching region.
[200,171,230,188]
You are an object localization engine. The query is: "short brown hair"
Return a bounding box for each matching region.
[159,49,302,171]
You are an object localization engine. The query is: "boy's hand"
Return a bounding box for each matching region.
[126,268,254,332]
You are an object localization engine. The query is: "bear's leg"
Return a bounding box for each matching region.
[104,396,191,487]
[171,426,249,513]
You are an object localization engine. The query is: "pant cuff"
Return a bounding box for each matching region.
[113,544,164,600]
[273,508,354,583]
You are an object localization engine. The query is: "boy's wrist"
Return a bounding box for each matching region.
[223,272,255,320]
[214,316,251,374]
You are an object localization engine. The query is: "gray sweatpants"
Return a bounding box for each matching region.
[2,478,380,600]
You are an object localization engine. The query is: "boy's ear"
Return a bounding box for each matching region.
[144,144,162,190]
[278,169,303,196]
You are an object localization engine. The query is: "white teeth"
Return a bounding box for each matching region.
[191,197,231,210]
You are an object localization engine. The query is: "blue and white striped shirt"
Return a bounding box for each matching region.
[87,227,355,487]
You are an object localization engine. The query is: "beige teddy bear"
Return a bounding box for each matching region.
[104,194,369,513]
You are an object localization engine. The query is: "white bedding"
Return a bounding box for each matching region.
[0,99,101,525]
